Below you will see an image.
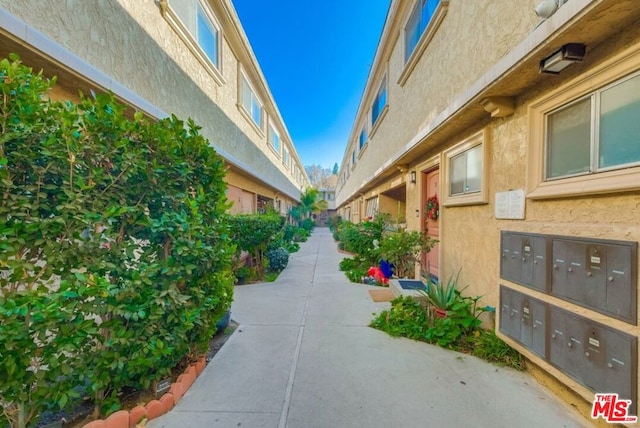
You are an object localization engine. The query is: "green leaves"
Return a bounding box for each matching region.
[0,55,235,426]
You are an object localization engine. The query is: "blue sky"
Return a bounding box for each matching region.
[233,1,390,170]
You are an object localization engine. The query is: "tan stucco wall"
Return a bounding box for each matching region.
[338,0,540,204]
[337,0,640,417]
[0,0,308,203]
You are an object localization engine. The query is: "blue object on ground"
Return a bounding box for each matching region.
[380,259,394,278]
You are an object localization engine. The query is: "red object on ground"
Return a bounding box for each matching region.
[367,266,388,284]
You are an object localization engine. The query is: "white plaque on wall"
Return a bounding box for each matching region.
[495,189,525,220]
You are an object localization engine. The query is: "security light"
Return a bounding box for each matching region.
[540,43,586,74]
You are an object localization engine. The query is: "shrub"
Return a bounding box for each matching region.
[339,257,368,283]
[0,55,234,425]
[227,213,284,279]
[471,329,525,370]
[300,217,315,232]
[266,247,289,272]
[378,229,436,278]
[370,296,430,340]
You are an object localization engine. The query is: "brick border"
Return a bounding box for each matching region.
[83,356,207,428]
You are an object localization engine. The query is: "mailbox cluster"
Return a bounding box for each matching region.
[500,232,639,411]
[500,232,638,324]
[500,286,638,412]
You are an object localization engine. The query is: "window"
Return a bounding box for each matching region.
[450,145,482,195]
[268,122,281,154]
[196,2,219,68]
[351,149,357,167]
[241,74,263,128]
[527,44,640,199]
[442,130,488,206]
[371,76,387,128]
[164,0,223,82]
[359,127,367,150]
[283,147,290,168]
[405,0,440,63]
[545,72,640,180]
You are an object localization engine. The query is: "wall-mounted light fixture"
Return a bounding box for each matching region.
[540,43,586,74]
[410,171,417,183]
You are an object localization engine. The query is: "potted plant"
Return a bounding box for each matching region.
[378,229,437,278]
[421,270,466,318]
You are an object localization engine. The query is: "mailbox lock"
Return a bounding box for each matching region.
[534,260,538,264]
[552,334,556,339]
[586,271,592,277]
[608,276,614,282]
[553,264,558,269]
[522,257,525,262]
[568,267,573,272]
[567,342,573,348]
[585,352,590,358]
[607,363,614,369]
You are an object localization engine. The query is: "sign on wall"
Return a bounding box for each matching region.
[495,189,525,220]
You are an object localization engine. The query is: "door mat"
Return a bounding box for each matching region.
[368,288,395,302]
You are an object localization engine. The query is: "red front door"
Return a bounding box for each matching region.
[422,168,440,279]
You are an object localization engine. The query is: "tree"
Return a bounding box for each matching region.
[290,188,328,224]
[304,164,334,188]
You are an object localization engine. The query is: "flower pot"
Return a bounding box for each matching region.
[434,308,447,318]
[216,310,231,333]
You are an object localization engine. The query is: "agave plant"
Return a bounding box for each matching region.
[421,270,467,311]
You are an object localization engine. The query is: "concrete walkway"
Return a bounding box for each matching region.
[150,227,590,428]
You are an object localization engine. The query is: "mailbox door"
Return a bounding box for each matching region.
[604,329,636,405]
[549,307,567,371]
[499,286,513,339]
[564,241,586,303]
[531,236,548,292]
[584,244,607,311]
[582,325,606,391]
[520,297,533,347]
[521,237,533,286]
[552,240,568,298]
[606,244,634,322]
[563,313,584,381]
[530,299,546,358]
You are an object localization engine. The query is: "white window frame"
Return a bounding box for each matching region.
[268,121,281,155]
[359,126,368,150]
[163,0,224,85]
[527,43,640,199]
[441,130,488,206]
[371,75,388,132]
[283,147,291,169]
[398,0,449,86]
[239,70,263,130]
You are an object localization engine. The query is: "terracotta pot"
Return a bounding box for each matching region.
[434,308,447,318]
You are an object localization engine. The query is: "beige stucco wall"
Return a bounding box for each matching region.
[0,0,308,203]
[338,0,540,204]
[337,0,640,417]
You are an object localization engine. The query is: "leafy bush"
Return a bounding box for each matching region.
[0,55,234,425]
[370,296,430,340]
[471,329,525,370]
[378,229,436,278]
[300,217,315,232]
[370,288,522,368]
[339,257,368,283]
[336,215,390,266]
[266,247,289,272]
[227,213,284,279]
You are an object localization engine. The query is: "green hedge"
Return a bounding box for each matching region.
[0,55,234,426]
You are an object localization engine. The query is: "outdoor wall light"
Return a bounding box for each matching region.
[415,209,420,217]
[410,171,417,183]
[540,43,586,74]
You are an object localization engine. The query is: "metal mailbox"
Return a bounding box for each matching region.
[548,306,637,411]
[499,286,546,358]
[500,232,548,292]
[551,237,637,324]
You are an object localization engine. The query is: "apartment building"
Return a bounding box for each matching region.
[336,0,640,419]
[0,0,309,215]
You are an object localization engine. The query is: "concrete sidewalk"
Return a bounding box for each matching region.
[150,227,590,428]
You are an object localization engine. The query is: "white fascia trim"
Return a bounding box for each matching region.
[0,7,168,120]
[341,0,594,205]
[0,7,301,202]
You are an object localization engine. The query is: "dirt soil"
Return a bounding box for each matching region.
[41,322,238,428]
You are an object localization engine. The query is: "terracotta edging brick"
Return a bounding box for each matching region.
[82,359,206,428]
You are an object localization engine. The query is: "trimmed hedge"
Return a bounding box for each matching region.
[0,55,234,426]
